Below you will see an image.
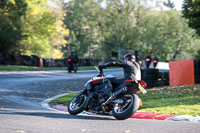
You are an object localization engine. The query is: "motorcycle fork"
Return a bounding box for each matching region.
[83,89,96,109]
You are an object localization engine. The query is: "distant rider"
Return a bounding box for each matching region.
[69,50,79,65]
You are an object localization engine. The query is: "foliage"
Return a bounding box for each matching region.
[0,0,68,58]
[63,0,103,58]
[1,0,200,60]
[63,0,200,61]
[20,0,68,58]
[182,0,200,36]
[138,10,199,61]
[0,0,27,55]
[99,0,139,59]
[163,0,175,9]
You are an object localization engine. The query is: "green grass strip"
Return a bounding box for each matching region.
[52,93,78,106]
[0,65,95,72]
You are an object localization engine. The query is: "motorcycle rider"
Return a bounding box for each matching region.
[68,50,79,72]
[99,53,141,83]
[98,54,141,106]
[69,50,79,64]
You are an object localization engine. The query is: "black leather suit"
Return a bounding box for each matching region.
[100,60,140,85]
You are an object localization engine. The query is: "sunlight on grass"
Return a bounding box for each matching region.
[137,85,200,116]
[140,105,200,116]
[51,93,78,106]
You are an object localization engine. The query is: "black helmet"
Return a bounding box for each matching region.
[123,54,135,62]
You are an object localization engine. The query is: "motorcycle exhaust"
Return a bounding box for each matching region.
[112,87,127,98]
[102,87,127,111]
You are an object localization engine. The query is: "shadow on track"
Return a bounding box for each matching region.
[0,109,116,121]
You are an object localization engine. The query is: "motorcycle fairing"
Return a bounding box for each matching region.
[122,80,147,94]
[138,80,147,88]
[123,80,147,88]
[90,78,103,83]
[124,80,135,83]
[85,77,103,86]
[114,81,135,91]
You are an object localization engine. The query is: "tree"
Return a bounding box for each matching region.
[0,0,27,55]
[63,0,103,58]
[0,0,68,58]
[182,0,200,36]
[164,0,175,9]
[20,0,68,58]
[138,10,200,61]
[63,0,200,61]
[99,0,139,59]
[63,0,153,59]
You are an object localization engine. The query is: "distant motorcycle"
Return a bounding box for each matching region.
[68,67,147,120]
[67,58,77,73]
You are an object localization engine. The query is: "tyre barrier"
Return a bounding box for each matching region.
[194,60,200,84]
[142,69,169,88]
[142,69,159,88]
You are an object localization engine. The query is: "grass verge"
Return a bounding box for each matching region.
[51,93,78,106]
[51,85,200,116]
[0,65,95,72]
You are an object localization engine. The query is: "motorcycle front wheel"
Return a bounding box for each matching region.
[112,94,140,120]
[68,93,88,115]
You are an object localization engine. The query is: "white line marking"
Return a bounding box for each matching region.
[41,91,79,113]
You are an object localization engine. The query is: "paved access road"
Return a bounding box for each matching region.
[0,69,199,133]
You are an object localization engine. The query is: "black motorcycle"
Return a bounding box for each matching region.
[67,58,77,73]
[68,67,147,120]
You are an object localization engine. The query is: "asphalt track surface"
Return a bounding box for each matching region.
[0,69,199,133]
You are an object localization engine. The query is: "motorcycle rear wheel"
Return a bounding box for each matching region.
[112,94,140,120]
[68,93,88,115]
[68,69,72,73]
[68,65,72,73]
